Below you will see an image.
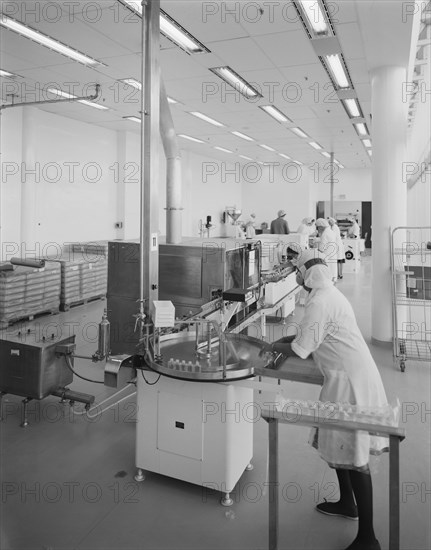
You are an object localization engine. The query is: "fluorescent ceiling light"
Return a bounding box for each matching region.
[178,134,204,143]
[0,68,20,78]
[259,144,276,151]
[78,100,109,110]
[190,111,224,127]
[279,153,291,160]
[124,116,142,123]
[0,15,102,66]
[309,141,322,150]
[321,151,331,158]
[232,131,254,141]
[159,10,210,54]
[296,0,330,36]
[167,96,178,104]
[355,122,368,136]
[209,66,262,99]
[324,54,350,89]
[368,150,372,157]
[214,146,233,153]
[120,78,141,90]
[338,163,345,168]
[239,155,253,160]
[47,88,109,110]
[343,98,361,118]
[120,2,209,54]
[293,160,303,166]
[290,127,308,138]
[362,139,372,148]
[259,105,292,123]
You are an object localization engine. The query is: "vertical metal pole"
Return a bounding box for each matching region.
[389,435,400,550]
[329,152,334,218]
[268,418,279,550]
[139,0,160,322]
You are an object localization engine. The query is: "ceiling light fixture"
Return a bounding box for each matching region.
[119,78,141,90]
[47,88,109,110]
[278,153,291,160]
[120,2,210,54]
[0,15,103,67]
[343,98,362,118]
[362,139,372,148]
[178,134,204,143]
[239,155,253,160]
[309,141,323,150]
[209,66,262,99]
[324,54,351,89]
[0,68,20,78]
[355,122,369,136]
[259,144,276,151]
[293,160,304,166]
[294,0,332,37]
[167,96,178,104]
[290,127,308,138]
[259,105,292,123]
[368,150,372,157]
[215,146,233,153]
[124,116,142,123]
[189,111,224,127]
[321,151,331,158]
[232,131,254,141]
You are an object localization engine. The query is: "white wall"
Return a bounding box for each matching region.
[406,41,431,228]
[315,168,372,203]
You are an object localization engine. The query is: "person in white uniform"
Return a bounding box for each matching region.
[297,217,315,235]
[348,218,361,239]
[314,218,338,281]
[328,217,346,279]
[262,249,388,550]
[244,213,256,239]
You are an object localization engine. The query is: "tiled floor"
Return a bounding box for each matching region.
[1,256,430,550]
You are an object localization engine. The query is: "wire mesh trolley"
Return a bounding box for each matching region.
[391,227,431,372]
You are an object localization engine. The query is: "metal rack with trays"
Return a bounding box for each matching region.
[390,226,431,372]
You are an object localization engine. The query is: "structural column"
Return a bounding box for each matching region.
[371,66,407,343]
[21,106,38,258]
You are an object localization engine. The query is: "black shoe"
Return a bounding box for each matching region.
[315,499,358,520]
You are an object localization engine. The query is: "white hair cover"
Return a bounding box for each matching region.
[297,249,333,289]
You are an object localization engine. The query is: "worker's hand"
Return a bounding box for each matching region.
[259,342,274,356]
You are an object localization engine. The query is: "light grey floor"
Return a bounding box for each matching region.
[1,256,430,550]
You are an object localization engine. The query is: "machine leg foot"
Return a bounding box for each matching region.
[20,397,33,428]
[246,462,254,471]
[134,469,145,482]
[221,493,233,506]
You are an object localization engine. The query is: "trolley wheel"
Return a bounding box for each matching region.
[400,361,406,373]
[345,251,354,260]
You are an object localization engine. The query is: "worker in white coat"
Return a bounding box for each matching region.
[297,217,315,235]
[348,218,361,239]
[261,250,388,550]
[314,218,338,281]
[328,217,346,279]
[244,213,256,239]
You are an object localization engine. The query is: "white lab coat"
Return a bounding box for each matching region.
[331,223,345,261]
[291,285,388,469]
[348,221,360,239]
[318,227,338,280]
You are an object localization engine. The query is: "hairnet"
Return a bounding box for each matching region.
[327,217,336,225]
[278,209,286,217]
[297,250,333,289]
[315,218,329,228]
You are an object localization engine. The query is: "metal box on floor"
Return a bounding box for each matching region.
[0,330,75,399]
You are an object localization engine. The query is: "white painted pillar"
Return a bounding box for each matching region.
[20,107,38,258]
[116,130,127,241]
[371,66,407,343]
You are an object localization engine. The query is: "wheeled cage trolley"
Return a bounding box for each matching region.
[390,227,431,372]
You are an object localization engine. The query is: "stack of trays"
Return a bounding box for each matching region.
[58,257,107,310]
[0,262,61,326]
[68,241,109,260]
